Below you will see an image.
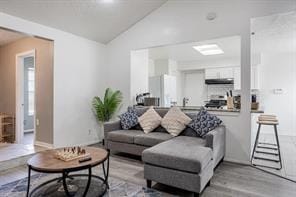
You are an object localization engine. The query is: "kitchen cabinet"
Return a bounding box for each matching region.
[205,68,220,79]
[219,67,233,79]
[205,67,234,79]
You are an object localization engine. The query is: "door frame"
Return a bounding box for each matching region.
[15,49,36,144]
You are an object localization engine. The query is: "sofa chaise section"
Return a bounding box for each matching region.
[142,136,213,195]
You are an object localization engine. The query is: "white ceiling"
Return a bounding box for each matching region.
[252,11,296,54]
[0,29,26,46]
[149,36,241,62]
[0,0,166,44]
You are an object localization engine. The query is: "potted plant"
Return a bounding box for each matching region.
[92,88,123,144]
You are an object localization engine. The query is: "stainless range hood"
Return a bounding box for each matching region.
[205,78,234,85]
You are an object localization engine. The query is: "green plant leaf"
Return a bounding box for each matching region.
[92,88,123,123]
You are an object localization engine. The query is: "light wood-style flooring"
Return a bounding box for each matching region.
[252,134,296,181]
[0,152,296,196]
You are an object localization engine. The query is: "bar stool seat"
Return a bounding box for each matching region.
[251,114,282,170]
[257,121,279,125]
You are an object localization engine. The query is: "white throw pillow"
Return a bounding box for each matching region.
[161,107,192,136]
[138,107,162,134]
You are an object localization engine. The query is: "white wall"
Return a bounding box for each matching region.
[0,12,107,147]
[252,11,296,136]
[148,59,155,77]
[130,49,149,104]
[259,52,296,136]
[154,59,169,76]
[178,57,240,71]
[106,0,296,163]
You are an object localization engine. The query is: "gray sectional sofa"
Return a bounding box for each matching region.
[104,107,226,196]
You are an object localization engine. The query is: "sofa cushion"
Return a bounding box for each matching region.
[134,132,173,147]
[161,107,192,136]
[142,136,212,173]
[188,108,222,137]
[107,130,143,144]
[119,107,139,130]
[138,107,162,134]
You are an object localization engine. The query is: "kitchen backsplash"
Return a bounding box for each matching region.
[207,84,240,100]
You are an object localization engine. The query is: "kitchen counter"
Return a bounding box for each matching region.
[135,105,264,114]
[251,110,264,113]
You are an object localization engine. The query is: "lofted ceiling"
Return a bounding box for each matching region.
[149,36,241,63]
[0,29,26,46]
[251,11,296,54]
[0,0,167,44]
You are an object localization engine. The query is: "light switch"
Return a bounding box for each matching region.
[36,118,40,126]
[273,89,283,94]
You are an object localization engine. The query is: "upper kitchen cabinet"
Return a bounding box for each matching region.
[205,67,233,79]
[205,68,220,79]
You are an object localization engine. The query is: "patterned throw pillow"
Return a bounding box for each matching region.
[138,107,162,134]
[161,107,192,136]
[188,108,222,137]
[119,107,138,130]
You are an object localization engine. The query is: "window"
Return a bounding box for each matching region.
[28,67,35,116]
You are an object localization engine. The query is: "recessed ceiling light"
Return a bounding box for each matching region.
[101,0,114,3]
[193,44,224,55]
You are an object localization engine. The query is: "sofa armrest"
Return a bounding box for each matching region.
[104,120,121,148]
[204,125,226,166]
[104,120,121,134]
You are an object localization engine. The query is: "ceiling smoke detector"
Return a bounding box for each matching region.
[207,12,217,21]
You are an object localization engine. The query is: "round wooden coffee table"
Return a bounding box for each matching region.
[26,147,109,197]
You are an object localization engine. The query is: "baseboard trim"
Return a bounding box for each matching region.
[54,140,103,149]
[76,140,102,147]
[34,141,54,149]
[224,157,251,166]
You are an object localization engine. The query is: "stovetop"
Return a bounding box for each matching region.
[205,99,227,109]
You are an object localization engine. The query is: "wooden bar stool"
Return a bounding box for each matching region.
[251,115,282,170]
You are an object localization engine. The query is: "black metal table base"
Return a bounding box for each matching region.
[26,153,109,197]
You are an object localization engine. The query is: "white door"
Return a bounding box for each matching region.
[184,71,207,106]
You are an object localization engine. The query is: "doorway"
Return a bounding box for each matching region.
[16,50,35,145]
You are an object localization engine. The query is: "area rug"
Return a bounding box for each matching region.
[0,173,161,197]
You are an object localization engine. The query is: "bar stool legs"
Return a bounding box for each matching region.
[251,123,261,161]
[251,115,282,170]
[273,125,282,169]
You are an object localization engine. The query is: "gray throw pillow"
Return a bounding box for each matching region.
[188,108,222,137]
[119,107,138,130]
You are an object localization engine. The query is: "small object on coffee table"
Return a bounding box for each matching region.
[79,156,92,163]
[55,146,90,162]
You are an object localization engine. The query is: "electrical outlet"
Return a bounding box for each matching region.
[88,129,91,135]
[36,119,40,126]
